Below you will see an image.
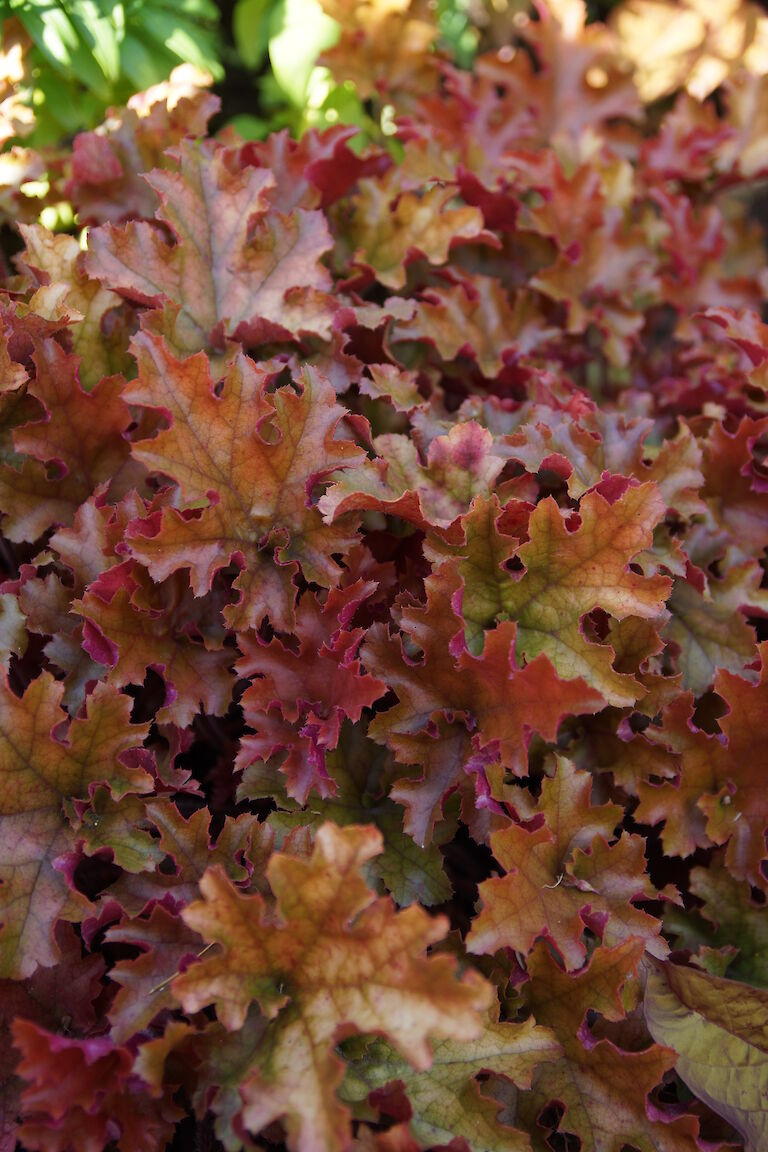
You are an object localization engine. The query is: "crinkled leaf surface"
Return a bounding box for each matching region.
[497,484,672,705]
[0,674,151,978]
[364,565,604,780]
[173,822,492,1152]
[12,1019,178,1152]
[87,140,338,351]
[519,941,701,1152]
[320,422,506,540]
[3,17,768,1152]
[665,858,768,988]
[239,723,453,906]
[341,1012,561,1152]
[0,340,138,541]
[468,758,666,967]
[124,332,366,632]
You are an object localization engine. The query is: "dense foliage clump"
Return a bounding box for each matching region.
[2,1,768,1149]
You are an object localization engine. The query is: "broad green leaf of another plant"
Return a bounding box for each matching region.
[234,0,272,70]
[269,0,339,108]
[645,962,768,1152]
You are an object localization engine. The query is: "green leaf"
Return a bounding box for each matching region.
[226,113,270,140]
[134,8,223,78]
[64,0,122,87]
[12,0,225,144]
[14,0,111,98]
[268,0,339,107]
[341,1015,561,1152]
[239,725,453,907]
[118,29,173,93]
[645,962,768,1151]
[664,858,768,988]
[234,0,272,70]
[67,787,164,874]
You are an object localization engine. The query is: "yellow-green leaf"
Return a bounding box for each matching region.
[645,962,768,1152]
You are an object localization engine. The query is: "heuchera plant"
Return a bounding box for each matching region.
[3,1,768,1149]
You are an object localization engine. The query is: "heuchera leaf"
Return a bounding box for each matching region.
[11,1019,180,1152]
[106,798,261,917]
[699,647,768,886]
[662,561,768,695]
[636,643,768,883]
[341,1011,561,1152]
[0,591,26,672]
[74,564,236,727]
[701,416,768,559]
[0,339,138,542]
[239,722,453,906]
[468,757,667,968]
[104,905,204,1044]
[173,822,492,1152]
[4,10,768,1148]
[506,406,705,514]
[490,483,672,705]
[123,331,366,632]
[87,139,338,352]
[67,69,220,225]
[232,124,378,213]
[0,923,103,1152]
[363,564,604,781]
[320,421,506,541]
[389,276,556,379]
[0,674,151,978]
[702,306,768,391]
[17,225,131,390]
[339,168,490,289]
[518,940,701,1151]
[635,693,722,857]
[235,581,386,802]
[664,855,768,988]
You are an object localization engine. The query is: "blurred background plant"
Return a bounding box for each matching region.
[3,0,222,146]
[2,0,768,230]
[4,0,768,150]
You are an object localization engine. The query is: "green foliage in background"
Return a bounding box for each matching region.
[3,0,628,150]
[229,0,486,144]
[232,0,334,134]
[231,0,370,142]
[6,0,222,144]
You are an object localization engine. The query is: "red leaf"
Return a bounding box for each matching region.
[12,1020,180,1152]
[364,565,604,789]
[236,582,386,802]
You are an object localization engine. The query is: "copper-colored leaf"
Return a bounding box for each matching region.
[173,822,492,1152]
[123,332,366,632]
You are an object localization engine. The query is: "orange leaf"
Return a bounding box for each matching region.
[123,332,366,633]
[173,822,492,1152]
